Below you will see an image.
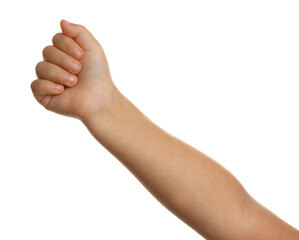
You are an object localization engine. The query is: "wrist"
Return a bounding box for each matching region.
[80,86,125,128]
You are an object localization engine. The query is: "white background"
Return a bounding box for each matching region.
[0,0,298,239]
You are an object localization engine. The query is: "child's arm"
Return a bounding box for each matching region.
[31,20,299,240]
[82,88,299,240]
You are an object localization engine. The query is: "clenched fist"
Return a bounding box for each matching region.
[31,20,118,121]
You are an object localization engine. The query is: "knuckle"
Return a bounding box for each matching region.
[31,80,46,99]
[30,80,37,91]
[42,45,53,57]
[35,61,44,74]
[52,32,62,44]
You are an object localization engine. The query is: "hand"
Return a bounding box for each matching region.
[31,20,117,121]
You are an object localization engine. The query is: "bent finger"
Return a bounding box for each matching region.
[52,32,84,60]
[31,79,64,102]
[42,45,81,74]
[35,61,77,87]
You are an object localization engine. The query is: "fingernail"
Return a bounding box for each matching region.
[55,84,64,92]
[67,75,76,86]
[74,49,82,58]
[70,62,80,73]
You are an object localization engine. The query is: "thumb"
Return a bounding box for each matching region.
[60,19,101,52]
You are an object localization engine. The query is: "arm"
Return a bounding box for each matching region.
[31,20,299,240]
[82,90,299,240]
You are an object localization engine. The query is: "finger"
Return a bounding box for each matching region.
[42,45,81,74]
[52,33,83,60]
[60,19,102,52]
[35,61,77,87]
[31,79,64,105]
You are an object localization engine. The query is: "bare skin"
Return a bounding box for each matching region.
[31,20,299,239]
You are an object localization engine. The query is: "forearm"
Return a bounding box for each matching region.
[82,89,252,239]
